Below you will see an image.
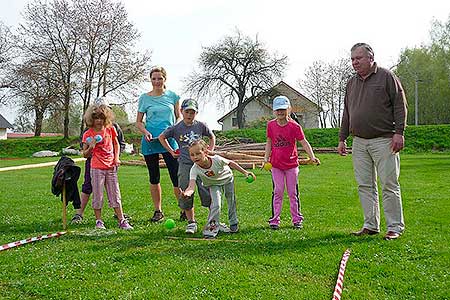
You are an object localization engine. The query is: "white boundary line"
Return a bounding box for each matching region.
[332,249,351,300]
[0,231,67,251]
[0,157,85,172]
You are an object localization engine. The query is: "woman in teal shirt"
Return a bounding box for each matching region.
[136,66,181,222]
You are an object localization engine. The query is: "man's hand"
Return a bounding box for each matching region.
[391,134,405,153]
[337,141,348,156]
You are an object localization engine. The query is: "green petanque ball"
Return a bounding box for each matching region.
[164,218,176,229]
[246,175,254,183]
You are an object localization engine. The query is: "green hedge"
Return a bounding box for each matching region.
[214,124,450,152]
[1,125,449,157]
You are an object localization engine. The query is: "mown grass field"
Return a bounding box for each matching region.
[0,153,449,299]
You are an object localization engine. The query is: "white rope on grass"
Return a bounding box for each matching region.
[0,158,86,172]
[332,248,351,300]
[0,232,66,251]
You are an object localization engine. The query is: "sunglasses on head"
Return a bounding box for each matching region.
[92,113,105,119]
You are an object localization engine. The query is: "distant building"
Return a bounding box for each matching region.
[0,113,13,140]
[217,81,320,131]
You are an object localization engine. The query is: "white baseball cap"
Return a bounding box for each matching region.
[272,96,290,110]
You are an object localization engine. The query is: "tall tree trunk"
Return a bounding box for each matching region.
[34,109,44,137]
[236,104,245,129]
[64,94,70,138]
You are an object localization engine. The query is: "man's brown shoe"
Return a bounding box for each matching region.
[384,231,401,240]
[352,228,379,236]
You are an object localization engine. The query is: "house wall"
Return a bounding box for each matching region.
[221,115,234,131]
[221,101,272,131]
[219,82,320,131]
[275,85,319,129]
[0,128,7,140]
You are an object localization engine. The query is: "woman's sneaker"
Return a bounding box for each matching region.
[119,219,133,230]
[150,210,164,222]
[185,221,198,234]
[71,214,83,224]
[95,220,106,229]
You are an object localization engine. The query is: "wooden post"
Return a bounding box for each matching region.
[62,183,67,230]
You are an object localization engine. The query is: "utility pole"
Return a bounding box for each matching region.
[414,78,422,126]
[414,79,419,126]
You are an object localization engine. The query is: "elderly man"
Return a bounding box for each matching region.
[338,43,408,240]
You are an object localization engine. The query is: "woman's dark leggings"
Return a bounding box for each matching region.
[144,152,179,186]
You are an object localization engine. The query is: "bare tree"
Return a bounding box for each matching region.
[17,0,81,138]
[184,30,287,128]
[13,115,34,133]
[0,22,15,102]
[299,61,328,128]
[13,0,151,137]
[8,58,60,136]
[299,58,352,128]
[74,0,151,134]
[326,58,353,128]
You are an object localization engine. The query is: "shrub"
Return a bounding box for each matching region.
[1,124,449,157]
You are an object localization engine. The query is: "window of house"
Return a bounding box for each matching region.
[232,117,238,127]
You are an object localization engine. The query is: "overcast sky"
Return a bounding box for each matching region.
[1,0,450,129]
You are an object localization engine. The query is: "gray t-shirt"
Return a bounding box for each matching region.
[162,120,213,164]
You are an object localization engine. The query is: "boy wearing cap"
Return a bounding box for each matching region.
[159,99,216,234]
[264,95,320,230]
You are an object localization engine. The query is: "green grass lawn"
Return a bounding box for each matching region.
[0,153,449,299]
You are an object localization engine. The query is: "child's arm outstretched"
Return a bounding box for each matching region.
[181,179,196,198]
[299,138,320,165]
[207,132,216,153]
[229,160,256,181]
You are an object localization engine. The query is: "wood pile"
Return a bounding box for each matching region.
[121,142,348,169]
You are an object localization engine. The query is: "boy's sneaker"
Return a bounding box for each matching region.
[71,214,83,224]
[185,221,198,234]
[230,224,239,233]
[293,222,303,229]
[270,224,279,230]
[150,210,164,222]
[119,219,133,230]
[203,221,219,238]
[219,223,230,233]
[179,210,188,221]
[95,220,106,229]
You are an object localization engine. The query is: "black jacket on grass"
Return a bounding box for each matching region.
[51,156,81,209]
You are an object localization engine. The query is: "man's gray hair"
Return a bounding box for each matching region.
[351,43,374,58]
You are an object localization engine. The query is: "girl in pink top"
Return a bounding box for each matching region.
[264,96,320,230]
[82,104,132,230]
